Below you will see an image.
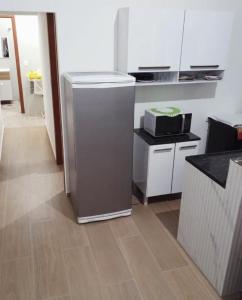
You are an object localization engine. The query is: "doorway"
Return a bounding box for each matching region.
[0,13,63,165]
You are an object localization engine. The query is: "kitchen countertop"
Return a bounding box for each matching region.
[134,129,201,145]
[186,150,242,188]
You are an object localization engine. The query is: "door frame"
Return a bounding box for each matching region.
[0,13,63,165]
[0,14,25,113]
[46,13,63,165]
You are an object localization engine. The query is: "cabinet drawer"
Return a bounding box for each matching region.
[0,80,13,100]
[146,143,175,197]
[172,141,199,194]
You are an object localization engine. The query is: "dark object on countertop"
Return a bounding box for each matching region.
[186,150,242,188]
[134,129,201,146]
[206,118,242,153]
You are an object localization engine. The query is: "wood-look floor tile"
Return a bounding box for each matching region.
[29,202,56,223]
[163,266,217,300]
[50,191,77,221]
[54,217,89,251]
[33,252,69,300]
[0,180,7,229]
[52,297,71,300]
[31,220,69,300]
[63,246,104,300]
[109,216,139,240]
[0,216,31,262]
[133,205,187,270]
[168,199,181,211]
[103,280,142,300]
[188,263,222,300]
[86,222,132,285]
[31,211,88,254]
[149,201,174,214]
[121,235,176,300]
[0,160,8,229]
[156,210,179,238]
[0,257,34,300]
[31,220,59,254]
[5,179,33,224]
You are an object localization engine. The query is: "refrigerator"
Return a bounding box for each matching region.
[63,72,135,223]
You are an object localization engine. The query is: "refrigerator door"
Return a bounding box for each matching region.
[72,85,135,221]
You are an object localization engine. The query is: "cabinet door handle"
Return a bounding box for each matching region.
[179,145,197,151]
[154,148,173,153]
[190,65,219,69]
[139,66,171,70]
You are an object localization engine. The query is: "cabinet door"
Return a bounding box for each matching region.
[127,9,185,72]
[146,143,175,197]
[180,11,233,71]
[172,141,199,194]
[0,80,13,100]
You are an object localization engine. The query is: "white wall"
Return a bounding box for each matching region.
[0,18,19,101]
[38,13,56,157]
[0,104,4,159]
[15,15,43,115]
[1,0,242,192]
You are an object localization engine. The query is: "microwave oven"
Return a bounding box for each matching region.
[144,109,192,137]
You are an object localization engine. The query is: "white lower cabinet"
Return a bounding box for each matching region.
[133,133,199,200]
[0,80,13,100]
[172,141,200,194]
[147,144,175,197]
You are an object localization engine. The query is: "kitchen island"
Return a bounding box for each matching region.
[178,150,242,297]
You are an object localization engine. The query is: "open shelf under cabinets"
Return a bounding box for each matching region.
[131,70,224,87]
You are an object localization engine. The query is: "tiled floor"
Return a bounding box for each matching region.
[1,101,45,128]
[0,107,239,300]
[156,208,180,238]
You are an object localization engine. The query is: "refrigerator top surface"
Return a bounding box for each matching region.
[64,71,135,85]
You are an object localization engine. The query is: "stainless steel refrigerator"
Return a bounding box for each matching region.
[64,72,135,223]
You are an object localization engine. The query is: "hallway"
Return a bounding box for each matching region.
[0,114,231,300]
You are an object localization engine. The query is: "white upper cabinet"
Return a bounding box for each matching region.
[118,8,185,73]
[0,80,13,100]
[180,11,234,71]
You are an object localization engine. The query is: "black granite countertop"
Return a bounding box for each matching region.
[134,129,201,145]
[186,150,242,188]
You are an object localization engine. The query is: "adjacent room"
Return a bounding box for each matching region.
[0,13,60,163]
[0,1,242,300]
